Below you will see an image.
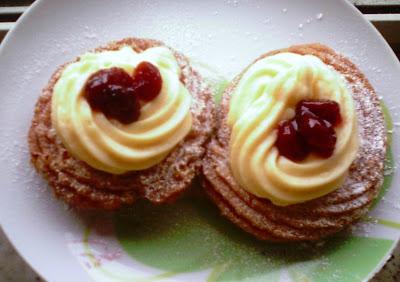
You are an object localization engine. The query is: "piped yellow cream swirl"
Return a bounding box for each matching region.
[228,52,359,206]
[51,46,192,174]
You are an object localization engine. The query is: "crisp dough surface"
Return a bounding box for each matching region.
[202,43,386,241]
[29,38,215,210]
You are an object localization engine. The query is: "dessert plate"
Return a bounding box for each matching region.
[0,0,399,281]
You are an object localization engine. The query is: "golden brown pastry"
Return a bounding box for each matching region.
[29,38,215,209]
[202,43,386,241]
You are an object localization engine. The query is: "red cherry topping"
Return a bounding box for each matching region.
[296,99,341,126]
[275,99,341,161]
[85,67,140,124]
[84,62,163,124]
[296,110,337,158]
[276,119,309,161]
[132,61,162,102]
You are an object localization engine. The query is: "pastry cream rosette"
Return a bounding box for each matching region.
[51,46,192,174]
[228,52,359,206]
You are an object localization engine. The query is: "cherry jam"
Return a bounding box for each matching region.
[276,119,309,161]
[296,109,337,158]
[85,67,140,124]
[133,62,162,102]
[276,99,341,161]
[296,99,341,126]
[84,62,162,124]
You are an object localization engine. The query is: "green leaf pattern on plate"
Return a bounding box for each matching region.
[82,64,397,282]
[115,197,394,282]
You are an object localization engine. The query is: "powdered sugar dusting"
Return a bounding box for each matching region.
[316,13,324,20]
[203,44,388,241]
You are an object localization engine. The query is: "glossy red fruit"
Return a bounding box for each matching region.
[296,99,342,126]
[276,119,309,161]
[85,67,140,124]
[296,110,337,158]
[132,61,162,102]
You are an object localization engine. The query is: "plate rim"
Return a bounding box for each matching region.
[0,0,399,281]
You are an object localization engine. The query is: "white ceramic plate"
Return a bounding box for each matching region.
[1,0,399,281]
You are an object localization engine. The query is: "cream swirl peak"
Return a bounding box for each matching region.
[51,46,192,174]
[228,52,359,206]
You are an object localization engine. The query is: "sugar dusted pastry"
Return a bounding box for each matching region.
[29,38,215,209]
[203,44,386,241]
